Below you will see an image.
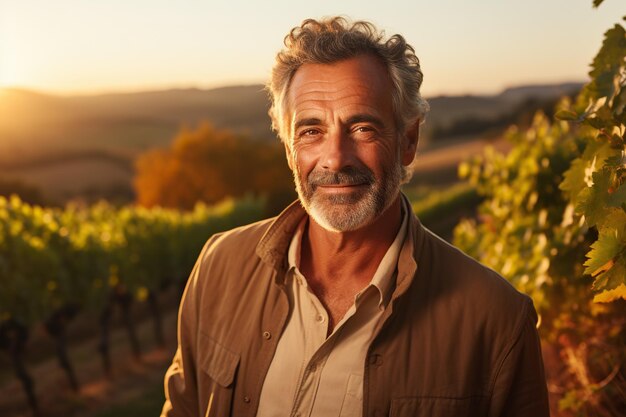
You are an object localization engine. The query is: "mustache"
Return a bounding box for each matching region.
[308,167,374,187]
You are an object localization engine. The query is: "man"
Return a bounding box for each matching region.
[162,17,549,417]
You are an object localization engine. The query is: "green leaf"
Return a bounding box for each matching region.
[597,207,626,233]
[608,181,626,209]
[576,168,624,227]
[585,114,612,130]
[585,223,626,291]
[591,257,626,293]
[559,140,614,201]
[555,109,579,121]
[589,24,626,80]
[612,83,626,117]
[584,226,625,275]
[594,283,626,302]
[587,24,626,102]
[560,157,588,201]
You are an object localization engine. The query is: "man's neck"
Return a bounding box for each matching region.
[300,195,404,287]
[298,194,404,331]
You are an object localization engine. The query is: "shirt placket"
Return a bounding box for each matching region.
[289,272,338,417]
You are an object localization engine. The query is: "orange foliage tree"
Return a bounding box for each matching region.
[134,122,294,213]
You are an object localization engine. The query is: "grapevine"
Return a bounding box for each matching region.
[454,7,625,415]
[0,194,265,414]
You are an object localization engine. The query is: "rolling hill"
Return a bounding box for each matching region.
[0,82,583,204]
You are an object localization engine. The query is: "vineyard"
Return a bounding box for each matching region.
[454,8,626,415]
[0,195,265,415]
[1,3,624,417]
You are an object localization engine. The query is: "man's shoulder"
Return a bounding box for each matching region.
[186,217,278,299]
[424,227,526,294]
[416,225,534,324]
[200,216,276,262]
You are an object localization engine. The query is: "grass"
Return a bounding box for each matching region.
[404,182,481,236]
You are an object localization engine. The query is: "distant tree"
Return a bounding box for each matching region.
[134,122,294,213]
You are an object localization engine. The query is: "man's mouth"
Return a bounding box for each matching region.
[316,183,367,190]
[308,168,374,192]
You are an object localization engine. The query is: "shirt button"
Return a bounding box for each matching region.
[263,331,271,340]
[243,396,250,403]
[316,314,325,323]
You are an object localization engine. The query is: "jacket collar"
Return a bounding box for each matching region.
[395,194,420,299]
[256,200,307,276]
[256,194,421,296]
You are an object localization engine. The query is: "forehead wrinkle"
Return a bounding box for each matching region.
[292,79,381,99]
[293,104,385,126]
[291,86,387,118]
[286,58,395,138]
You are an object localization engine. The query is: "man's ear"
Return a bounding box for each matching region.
[284,141,294,171]
[401,119,420,166]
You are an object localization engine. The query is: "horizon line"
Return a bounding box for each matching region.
[0,79,587,100]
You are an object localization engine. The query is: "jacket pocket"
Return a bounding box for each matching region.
[197,333,240,416]
[390,396,483,417]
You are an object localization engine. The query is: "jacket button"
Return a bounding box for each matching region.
[263,331,272,340]
[243,396,251,403]
[369,353,383,366]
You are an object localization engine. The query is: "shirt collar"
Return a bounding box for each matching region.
[285,197,410,309]
[287,216,307,271]
[369,197,409,308]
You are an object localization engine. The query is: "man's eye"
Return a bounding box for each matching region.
[352,126,376,138]
[298,129,321,139]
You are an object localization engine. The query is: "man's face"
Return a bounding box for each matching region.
[285,54,416,232]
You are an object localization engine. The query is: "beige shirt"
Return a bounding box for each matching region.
[256,201,409,417]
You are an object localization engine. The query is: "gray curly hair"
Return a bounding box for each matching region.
[267,16,429,144]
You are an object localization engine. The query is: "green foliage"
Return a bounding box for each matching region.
[453,8,626,415]
[0,196,65,325]
[584,225,626,290]
[558,18,626,302]
[0,195,265,326]
[455,113,582,308]
[408,182,480,227]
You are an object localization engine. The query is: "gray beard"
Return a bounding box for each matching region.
[294,162,402,232]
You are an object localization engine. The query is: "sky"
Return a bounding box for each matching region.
[0,0,624,97]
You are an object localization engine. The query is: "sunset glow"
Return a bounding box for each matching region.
[1,0,624,96]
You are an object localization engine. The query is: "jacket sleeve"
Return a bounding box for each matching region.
[161,237,217,417]
[490,299,550,417]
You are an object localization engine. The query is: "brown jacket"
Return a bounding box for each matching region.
[162,201,549,417]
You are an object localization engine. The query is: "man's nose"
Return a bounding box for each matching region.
[320,129,355,172]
